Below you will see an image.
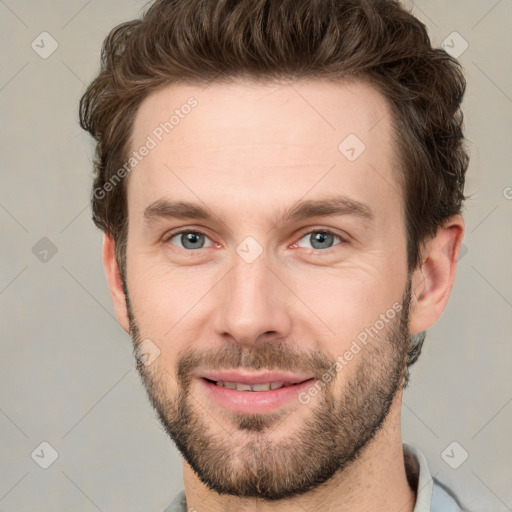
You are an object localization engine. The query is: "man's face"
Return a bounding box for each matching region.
[123,79,412,499]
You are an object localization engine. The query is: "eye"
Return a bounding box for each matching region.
[167,230,213,250]
[296,230,343,251]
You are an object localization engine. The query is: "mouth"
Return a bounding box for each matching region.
[196,372,316,414]
[203,378,306,391]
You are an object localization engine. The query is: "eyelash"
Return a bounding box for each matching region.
[163,228,346,253]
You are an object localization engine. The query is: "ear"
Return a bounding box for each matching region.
[102,233,130,333]
[409,215,465,334]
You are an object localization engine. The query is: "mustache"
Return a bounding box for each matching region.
[175,339,334,386]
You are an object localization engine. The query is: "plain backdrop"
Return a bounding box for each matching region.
[1,1,511,511]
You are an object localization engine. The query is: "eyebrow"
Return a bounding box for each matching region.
[143,195,373,227]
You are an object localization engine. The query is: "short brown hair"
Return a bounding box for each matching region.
[79,0,468,367]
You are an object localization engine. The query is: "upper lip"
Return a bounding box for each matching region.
[199,370,315,385]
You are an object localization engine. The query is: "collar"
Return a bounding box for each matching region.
[403,442,434,512]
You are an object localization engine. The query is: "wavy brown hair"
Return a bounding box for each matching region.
[79,0,468,369]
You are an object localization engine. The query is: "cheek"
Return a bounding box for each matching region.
[289,262,403,344]
[126,253,219,339]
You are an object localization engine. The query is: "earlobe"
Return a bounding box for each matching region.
[102,233,130,333]
[409,215,465,335]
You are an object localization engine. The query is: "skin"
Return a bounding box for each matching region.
[102,78,464,511]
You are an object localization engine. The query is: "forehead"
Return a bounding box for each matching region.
[127,78,400,221]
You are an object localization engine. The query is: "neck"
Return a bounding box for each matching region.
[181,390,416,512]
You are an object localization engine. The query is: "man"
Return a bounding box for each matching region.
[79,0,471,510]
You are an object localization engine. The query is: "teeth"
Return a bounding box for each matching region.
[215,381,289,391]
[251,383,272,391]
[234,382,252,391]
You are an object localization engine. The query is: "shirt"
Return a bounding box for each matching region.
[162,442,467,511]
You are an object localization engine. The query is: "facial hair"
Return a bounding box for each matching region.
[126,282,412,501]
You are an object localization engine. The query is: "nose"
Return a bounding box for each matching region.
[212,248,292,347]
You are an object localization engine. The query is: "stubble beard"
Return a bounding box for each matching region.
[126,283,412,501]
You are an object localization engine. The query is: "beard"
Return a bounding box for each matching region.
[126,281,412,502]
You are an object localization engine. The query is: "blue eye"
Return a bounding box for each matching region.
[296,230,342,250]
[168,231,213,250]
[166,229,343,252]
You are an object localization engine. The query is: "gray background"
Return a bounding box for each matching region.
[1,1,511,511]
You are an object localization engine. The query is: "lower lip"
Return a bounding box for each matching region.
[197,377,316,414]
